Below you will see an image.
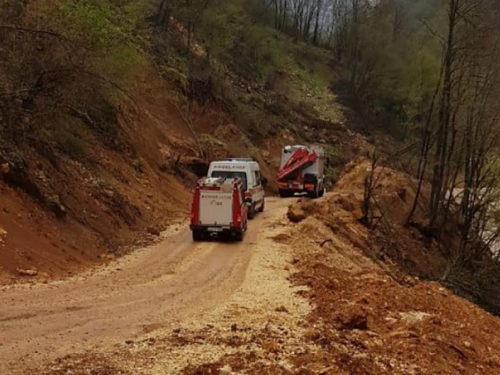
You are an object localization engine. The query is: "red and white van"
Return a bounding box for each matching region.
[207,158,266,219]
[190,177,248,241]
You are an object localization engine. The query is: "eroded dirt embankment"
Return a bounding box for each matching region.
[0,90,197,283]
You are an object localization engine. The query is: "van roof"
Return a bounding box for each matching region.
[198,176,242,187]
[210,160,258,166]
[211,159,254,163]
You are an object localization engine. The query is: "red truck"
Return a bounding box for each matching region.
[276,145,325,198]
[190,177,248,241]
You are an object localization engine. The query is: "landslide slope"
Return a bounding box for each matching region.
[279,159,500,374]
[0,1,369,282]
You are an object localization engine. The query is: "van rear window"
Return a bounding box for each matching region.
[211,171,247,190]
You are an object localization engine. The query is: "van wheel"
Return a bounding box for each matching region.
[234,231,244,242]
[248,203,256,220]
[258,199,265,213]
[319,189,325,197]
[192,230,203,242]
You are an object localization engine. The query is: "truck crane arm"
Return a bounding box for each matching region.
[276,147,318,181]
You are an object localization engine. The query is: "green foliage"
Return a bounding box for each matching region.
[199,134,226,148]
[229,23,277,82]
[57,0,118,49]
[323,144,345,183]
[228,22,328,88]
[199,0,244,61]
[55,0,149,83]
[326,0,444,136]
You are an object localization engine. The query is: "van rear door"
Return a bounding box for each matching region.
[199,190,233,226]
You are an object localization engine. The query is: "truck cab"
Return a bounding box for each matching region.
[207,158,266,219]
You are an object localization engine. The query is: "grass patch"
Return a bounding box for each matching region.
[324,144,346,183]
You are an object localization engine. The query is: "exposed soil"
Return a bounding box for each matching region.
[288,218,500,374]
[1,160,497,374]
[0,70,362,284]
[0,84,197,283]
[0,182,101,284]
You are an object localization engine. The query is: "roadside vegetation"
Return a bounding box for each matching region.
[322,0,500,314]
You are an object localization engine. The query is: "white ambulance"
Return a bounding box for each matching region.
[207,158,266,219]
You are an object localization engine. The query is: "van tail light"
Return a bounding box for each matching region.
[191,187,200,225]
[233,187,244,228]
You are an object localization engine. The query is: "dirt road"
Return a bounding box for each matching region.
[0,197,293,374]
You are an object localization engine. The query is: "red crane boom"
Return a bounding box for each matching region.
[276,147,318,181]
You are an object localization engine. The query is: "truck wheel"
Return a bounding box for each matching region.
[279,189,291,198]
[192,230,203,242]
[308,188,319,199]
[258,199,265,212]
[248,203,256,220]
[319,189,325,197]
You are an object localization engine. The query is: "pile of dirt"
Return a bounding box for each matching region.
[284,215,500,374]
[287,157,448,279]
[277,159,500,373]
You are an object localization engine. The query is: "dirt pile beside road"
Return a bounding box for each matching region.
[278,159,500,374]
[288,157,448,279]
[286,216,500,374]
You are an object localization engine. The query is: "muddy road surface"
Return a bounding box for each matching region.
[0,197,293,374]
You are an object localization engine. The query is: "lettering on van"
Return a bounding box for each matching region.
[211,164,247,170]
[201,193,232,202]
